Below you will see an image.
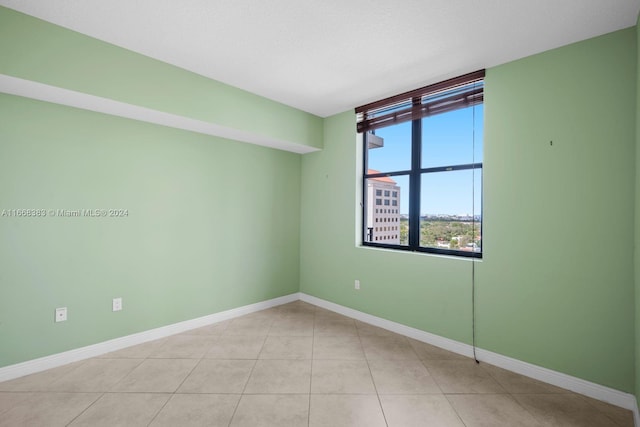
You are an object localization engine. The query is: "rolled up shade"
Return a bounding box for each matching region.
[355,69,485,133]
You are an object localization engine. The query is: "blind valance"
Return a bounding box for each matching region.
[355,69,485,133]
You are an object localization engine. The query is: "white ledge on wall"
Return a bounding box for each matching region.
[0,74,319,155]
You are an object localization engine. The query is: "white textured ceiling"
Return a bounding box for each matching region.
[1,0,639,117]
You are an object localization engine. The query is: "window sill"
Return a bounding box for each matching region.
[359,242,482,260]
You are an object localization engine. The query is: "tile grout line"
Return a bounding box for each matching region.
[441,393,478,427]
[574,392,634,427]
[411,346,448,399]
[307,307,317,427]
[149,330,228,423]
[356,327,390,427]
[505,393,553,426]
[63,391,105,427]
[52,356,148,425]
[144,339,209,426]
[476,365,549,425]
[151,362,193,424]
[225,314,270,427]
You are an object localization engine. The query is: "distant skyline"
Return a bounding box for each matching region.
[367,106,483,215]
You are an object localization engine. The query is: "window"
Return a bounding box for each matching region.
[358,70,484,258]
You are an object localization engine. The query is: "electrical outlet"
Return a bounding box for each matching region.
[55,307,67,322]
[355,280,360,290]
[112,297,122,312]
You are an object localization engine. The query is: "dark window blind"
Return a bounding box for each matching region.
[355,69,485,133]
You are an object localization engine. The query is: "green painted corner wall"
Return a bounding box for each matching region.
[300,28,636,393]
[0,94,301,367]
[300,111,475,344]
[481,28,635,393]
[635,12,640,410]
[0,6,323,150]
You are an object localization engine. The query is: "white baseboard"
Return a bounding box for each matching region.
[300,293,475,358]
[1,290,637,426]
[0,292,300,383]
[299,293,639,422]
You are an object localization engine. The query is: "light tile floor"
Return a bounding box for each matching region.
[0,301,634,426]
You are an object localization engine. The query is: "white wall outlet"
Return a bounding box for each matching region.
[112,297,122,312]
[55,307,67,322]
[355,280,360,290]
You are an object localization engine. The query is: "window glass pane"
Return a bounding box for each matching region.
[420,170,481,252]
[421,105,483,169]
[366,121,412,173]
[365,175,409,246]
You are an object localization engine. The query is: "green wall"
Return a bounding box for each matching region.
[481,28,635,393]
[0,94,301,367]
[0,5,314,368]
[0,6,323,151]
[300,28,636,393]
[300,112,474,343]
[635,13,640,410]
